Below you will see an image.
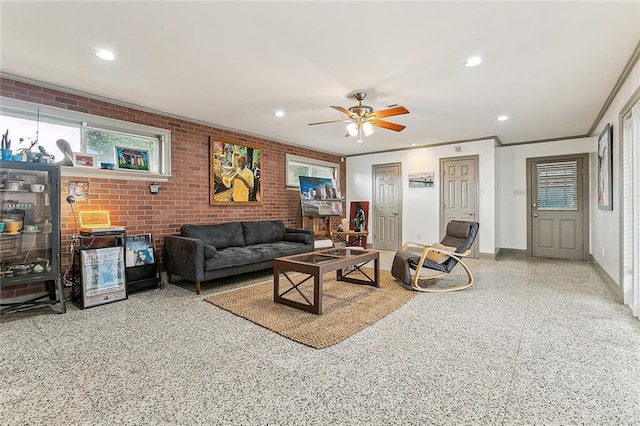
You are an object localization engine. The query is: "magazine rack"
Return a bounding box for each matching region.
[122,233,160,293]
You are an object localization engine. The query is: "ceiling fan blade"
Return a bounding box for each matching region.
[308,119,351,126]
[370,119,406,132]
[330,106,355,117]
[366,106,409,119]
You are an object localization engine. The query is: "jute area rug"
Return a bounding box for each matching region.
[204,269,416,349]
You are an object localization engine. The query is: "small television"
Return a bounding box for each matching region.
[298,176,343,217]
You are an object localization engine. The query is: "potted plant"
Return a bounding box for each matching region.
[1,129,12,160]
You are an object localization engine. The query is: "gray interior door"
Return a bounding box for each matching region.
[529,155,588,260]
[441,157,479,258]
[372,163,401,251]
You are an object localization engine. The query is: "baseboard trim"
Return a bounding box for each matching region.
[589,255,622,302]
[479,252,497,260]
[498,248,529,256]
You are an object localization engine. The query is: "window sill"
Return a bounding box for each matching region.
[61,166,171,182]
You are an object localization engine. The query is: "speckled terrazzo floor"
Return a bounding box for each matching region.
[1,252,639,425]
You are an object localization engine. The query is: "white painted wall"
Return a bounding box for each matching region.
[346,139,495,255]
[591,54,640,285]
[344,54,639,290]
[496,137,595,250]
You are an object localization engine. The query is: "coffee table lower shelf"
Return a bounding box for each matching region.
[273,248,380,315]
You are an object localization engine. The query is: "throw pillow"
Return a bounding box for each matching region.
[425,243,456,264]
[204,244,218,259]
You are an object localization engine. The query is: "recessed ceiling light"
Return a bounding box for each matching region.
[497,115,509,121]
[465,56,482,67]
[273,110,285,117]
[411,143,417,146]
[94,49,116,61]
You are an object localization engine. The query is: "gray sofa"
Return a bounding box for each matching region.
[164,220,313,294]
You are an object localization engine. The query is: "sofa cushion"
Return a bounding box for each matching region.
[204,244,217,259]
[181,222,245,249]
[204,241,311,271]
[241,220,286,245]
[284,233,313,245]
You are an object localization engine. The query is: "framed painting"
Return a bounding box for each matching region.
[72,152,97,168]
[69,181,89,202]
[209,137,262,205]
[115,146,150,172]
[597,123,613,210]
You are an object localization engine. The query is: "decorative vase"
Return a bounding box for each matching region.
[1,149,12,160]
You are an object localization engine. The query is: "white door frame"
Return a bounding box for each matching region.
[620,94,640,318]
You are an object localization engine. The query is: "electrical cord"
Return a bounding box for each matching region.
[62,196,80,288]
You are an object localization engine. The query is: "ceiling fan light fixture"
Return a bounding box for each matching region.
[346,122,359,137]
[362,122,374,136]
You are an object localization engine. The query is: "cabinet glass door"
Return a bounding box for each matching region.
[0,160,64,314]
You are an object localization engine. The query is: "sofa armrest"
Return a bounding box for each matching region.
[285,227,314,238]
[164,235,205,283]
[285,227,314,245]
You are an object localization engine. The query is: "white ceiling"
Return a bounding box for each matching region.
[1,1,639,156]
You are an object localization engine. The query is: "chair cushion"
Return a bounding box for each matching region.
[446,221,471,239]
[425,243,457,264]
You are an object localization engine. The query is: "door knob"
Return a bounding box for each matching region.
[392,212,398,216]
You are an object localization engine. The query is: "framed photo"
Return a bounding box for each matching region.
[72,152,97,168]
[597,123,613,210]
[115,146,150,171]
[408,171,435,188]
[80,247,127,308]
[209,137,262,205]
[125,234,155,267]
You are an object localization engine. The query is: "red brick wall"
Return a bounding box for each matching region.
[1,77,346,292]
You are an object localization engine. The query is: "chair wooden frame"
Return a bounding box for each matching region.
[399,241,474,292]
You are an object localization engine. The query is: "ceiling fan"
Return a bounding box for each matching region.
[308,92,409,143]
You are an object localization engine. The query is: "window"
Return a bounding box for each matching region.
[536,161,578,210]
[286,154,339,188]
[0,97,171,179]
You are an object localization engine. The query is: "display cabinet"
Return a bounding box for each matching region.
[0,160,65,314]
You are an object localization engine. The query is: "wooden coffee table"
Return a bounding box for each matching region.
[273,248,380,314]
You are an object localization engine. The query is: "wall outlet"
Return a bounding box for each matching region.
[601,247,605,257]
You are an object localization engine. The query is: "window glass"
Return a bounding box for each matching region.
[1,97,171,177]
[536,161,578,210]
[286,154,338,188]
[0,115,81,160]
[86,129,158,173]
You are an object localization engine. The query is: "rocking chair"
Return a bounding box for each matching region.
[391,220,479,292]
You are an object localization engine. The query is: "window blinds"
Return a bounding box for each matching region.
[536,161,578,210]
